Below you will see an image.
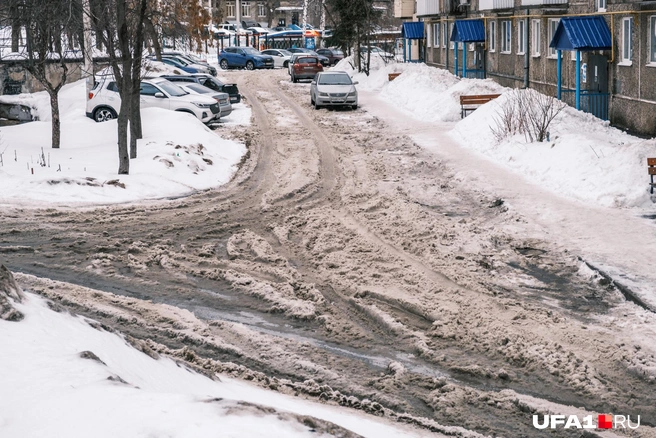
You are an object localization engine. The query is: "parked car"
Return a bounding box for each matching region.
[310,71,358,110]
[162,52,217,76]
[360,46,395,61]
[287,48,330,66]
[246,27,271,35]
[157,56,212,74]
[261,49,292,68]
[221,22,252,36]
[291,56,323,83]
[86,76,220,124]
[316,48,344,66]
[176,83,233,118]
[161,74,241,104]
[218,47,274,70]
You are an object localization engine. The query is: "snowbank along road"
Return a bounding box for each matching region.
[2,69,656,438]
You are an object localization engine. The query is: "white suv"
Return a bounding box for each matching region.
[86,76,220,124]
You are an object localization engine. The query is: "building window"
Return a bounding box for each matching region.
[241,1,251,17]
[449,23,455,49]
[433,23,440,47]
[489,21,496,52]
[517,20,525,55]
[651,16,656,63]
[258,2,266,17]
[532,19,540,56]
[443,22,448,47]
[621,17,633,64]
[427,22,432,48]
[596,0,606,12]
[501,20,511,53]
[226,1,235,17]
[548,18,559,58]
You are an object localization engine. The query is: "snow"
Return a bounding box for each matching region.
[347,60,655,208]
[0,292,433,438]
[0,80,247,206]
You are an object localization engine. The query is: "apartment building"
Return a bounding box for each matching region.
[416,0,656,135]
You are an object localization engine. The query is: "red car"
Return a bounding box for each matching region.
[291,56,323,83]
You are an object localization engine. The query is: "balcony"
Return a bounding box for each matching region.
[417,0,440,16]
[394,0,415,18]
[520,0,567,5]
[478,0,514,9]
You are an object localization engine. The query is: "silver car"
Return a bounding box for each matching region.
[177,83,233,119]
[310,71,358,110]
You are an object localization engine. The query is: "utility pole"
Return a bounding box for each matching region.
[82,0,94,101]
[302,0,307,31]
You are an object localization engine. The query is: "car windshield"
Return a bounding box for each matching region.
[186,83,211,94]
[318,74,352,85]
[157,81,188,97]
[279,49,292,56]
[166,56,189,66]
[297,57,317,64]
[242,47,260,55]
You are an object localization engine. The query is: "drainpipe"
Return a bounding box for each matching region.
[575,50,581,110]
[524,12,529,88]
[557,49,562,99]
[455,41,459,76]
[463,42,467,77]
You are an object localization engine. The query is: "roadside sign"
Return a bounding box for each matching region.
[305,37,315,50]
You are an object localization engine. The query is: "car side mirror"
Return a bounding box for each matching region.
[241,53,246,56]
[154,92,165,98]
[311,80,316,84]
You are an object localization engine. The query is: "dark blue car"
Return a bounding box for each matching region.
[218,47,274,70]
[158,56,202,74]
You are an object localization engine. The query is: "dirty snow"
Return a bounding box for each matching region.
[0,291,436,438]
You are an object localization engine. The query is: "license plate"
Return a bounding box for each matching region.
[304,67,313,70]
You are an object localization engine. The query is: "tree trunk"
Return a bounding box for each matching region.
[48,90,61,149]
[144,17,162,61]
[129,91,141,158]
[117,98,130,174]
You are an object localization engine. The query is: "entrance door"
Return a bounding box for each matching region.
[586,54,609,120]
[588,54,608,93]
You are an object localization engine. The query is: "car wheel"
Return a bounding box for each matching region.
[220,59,229,70]
[351,104,358,110]
[245,61,255,70]
[283,60,289,68]
[93,107,117,123]
[314,100,321,110]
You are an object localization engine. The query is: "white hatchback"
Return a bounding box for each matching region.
[86,76,220,124]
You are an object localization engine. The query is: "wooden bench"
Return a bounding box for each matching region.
[388,72,401,81]
[649,158,656,194]
[459,94,501,118]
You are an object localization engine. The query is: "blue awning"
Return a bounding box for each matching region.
[450,19,485,43]
[549,16,611,51]
[402,22,425,40]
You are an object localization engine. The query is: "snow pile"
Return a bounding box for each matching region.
[333,58,506,122]
[452,89,656,207]
[0,80,246,206]
[0,291,433,438]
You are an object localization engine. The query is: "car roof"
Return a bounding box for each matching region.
[319,71,349,75]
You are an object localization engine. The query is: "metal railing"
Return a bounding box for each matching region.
[560,90,609,120]
[463,69,486,79]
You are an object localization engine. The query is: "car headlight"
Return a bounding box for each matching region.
[348,91,357,97]
[193,102,212,108]
[319,92,329,97]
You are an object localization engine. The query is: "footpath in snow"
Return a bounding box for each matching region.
[337,57,656,308]
[0,79,248,206]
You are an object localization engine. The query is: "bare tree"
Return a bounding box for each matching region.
[13,0,83,149]
[91,0,148,174]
